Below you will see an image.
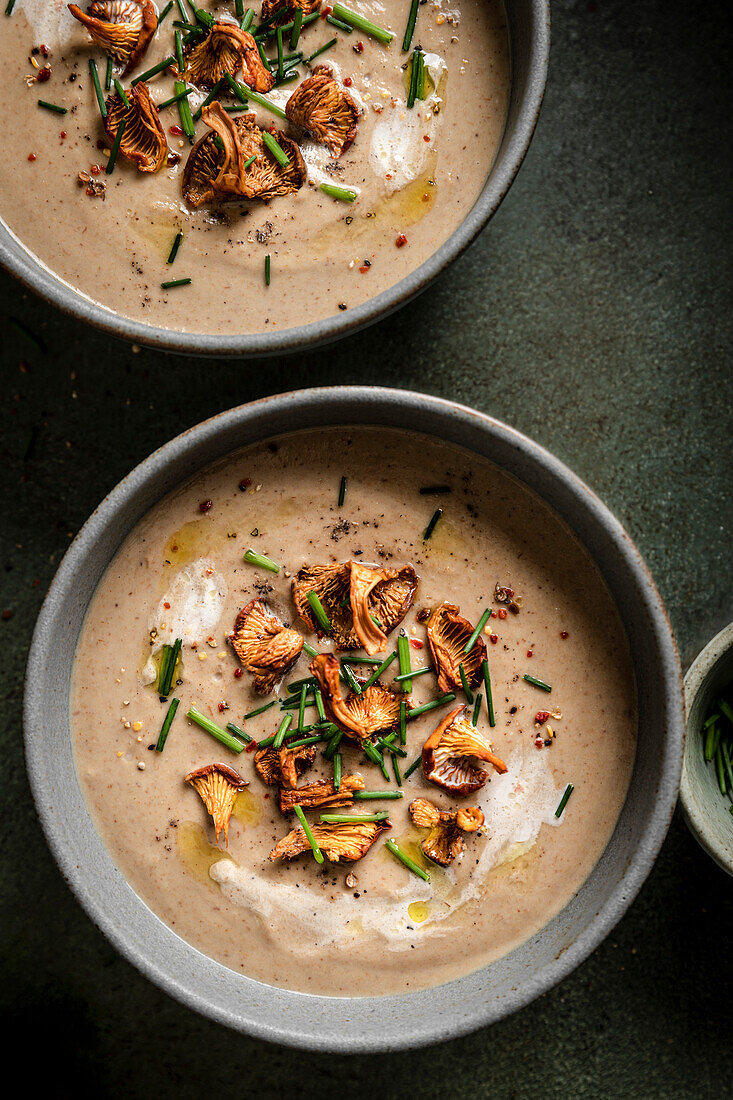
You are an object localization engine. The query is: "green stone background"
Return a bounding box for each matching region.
[2,0,731,1095]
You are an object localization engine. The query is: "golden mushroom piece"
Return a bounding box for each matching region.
[285,65,359,157]
[254,743,316,788]
[176,22,274,92]
[279,774,364,814]
[310,653,407,741]
[426,602,487,694]
[260,0,321,28]
[230,598,304,695]
[68,0,157,75]
[269,818,390,863]
[422,705,507,795]
[184,763,248,846]
[292,561,418,653]
[104,82,168,172]
[409,797,484,867]
[182,104,307,207]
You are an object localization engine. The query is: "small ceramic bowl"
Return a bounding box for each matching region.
[680,623,733,876]
[24,388,684,1051]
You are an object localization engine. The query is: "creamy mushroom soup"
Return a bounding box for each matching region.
[70,427,637,996]
[0,1,509,335]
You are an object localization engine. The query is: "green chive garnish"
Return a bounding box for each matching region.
[524,674,552,693]
[326,13,352,32]
[353,790,404,800]
[175,28,186,71]
[155,697,180,752]
[290,6,303,47]
[192,77,222,120]
[247,88,288,119]
[113,78,130,107]
[459,662,474,704]
[87,57,108,118]
[241,7,254,30]
[273,713,292,749]
[5,0,17,13]
[555,783,574,818]
[338,475,347,506]
[307,591,331,631]
[104,55,114,91]
[158,87,194,109]
[482,659,495,727]
[167,231,183,264]
[262,129,290,167]
[385,839,429,882]
[363,740,389,781]
[321,812,389,824]
[37,98,67,114]
[276,25,284,79]
[235,0,243,15]
[302,641,319,659]
[402,0,419,52]
[333,751,342,791]
[175,78,195,140]
[331,3,393,43]
[397,632,412,692]
[324,728,344,759]
[314,687,326,721]
[157,638,182,696]
[320,182,357,203]
[407,46,425,109]
[464,609,491,653]
[406,693,456,720]
[158,0,174,24]
[399,698,407,745]
[223,72,249,105]
[297,683,308,731]
[225,721,253,744]
[106,116,127,173]
[341,661,363,695]
[132,56,175,85]
[423,508,442,540]
[265,253,271,285]
[293,804,324,863]
[243,548,280,573]
[362,651,397,690]
[471,692,482,726]
[403,755,422,779]
[393,666,432,683]
[161,277,192,289]
[287,675,318,694]
[187,706,246,752]
[306,36,337,64]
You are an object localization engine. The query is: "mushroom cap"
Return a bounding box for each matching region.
[292,561,417,652]
[426,602,487,694]
[254,743,316,787]
[182,104,307,207]
[260,0,322,28]
[408,796,485,866]
[104,82,168,172]
[231,598,304,695]
[269,818,390,863]
[285,64,360,157]
[278,774,364,813]
[177,23,274,92]
[184,763,248,845]
[422,706,507,795]
[310,653,407,741]
[68,0,157,75]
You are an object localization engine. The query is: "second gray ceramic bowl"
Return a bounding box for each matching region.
[0,0,549,356]
[24,387,683,1051]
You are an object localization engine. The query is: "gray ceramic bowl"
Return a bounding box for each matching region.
[680,623,733,876]
[24,387,683,1051]
[0,0,549,356]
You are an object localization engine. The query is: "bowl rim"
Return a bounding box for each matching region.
[680,621,733,876]
[0,0,550,358]
[23,386,683,1051]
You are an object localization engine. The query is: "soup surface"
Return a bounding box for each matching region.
[0,1,509,334]
[70,427,636,996]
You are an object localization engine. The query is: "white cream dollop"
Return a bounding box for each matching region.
[369,53,446,193]
[142,557,227,683]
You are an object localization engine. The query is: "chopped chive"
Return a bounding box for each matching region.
[482,659,495,727]
[394,665,432,683]
[353,790,403,800]
[243,153,257,168]
[397,632,412,692]
[192,77,222,120]
[302,641,319,659]
[331,3,393,43]
[175,0,189,21]
[287,733,325,749]
[265,253,271,285]
[471,692,482,726]
[155,698,180,752]
[235,0,243,15]
[320,182,358,203]
[392,753,402,786]
[187,706,246,752]
[464,609,491,653]
[157,0,174,24]
[363,740,389,781]
[720,700,733,725]
[344,656,384,664]
[132,55,176,85]
[242,699,277,720]
[287,675,318,694]
[223,72,249,104]
[459,662,474,704]
[306,36,337,64]
[241,7,254,31]
[403,755,422,779]
[324,728,344,759]
[157,638,182,696]
[161,277,191,289]
[225,721,253,744]
[704,723,720,762]
[321,812,389,824]
[5,0,16,12]
[262,129,290,167]
[276,25,284,79]
[385,839,429,882]
[419,485,452,495]
[174,78,195,140]
[715,745,727,795]
[362,651,398,690]
[273,713,292,749]
[113,78,130,107]
[341,661,363,695]
[338,475,347,506]
[290,6,303,47]
[423,507,442,540]
[247,87,288,119]
[333,751,342,791]
[37,98,68,115]
[158,87,194,109]
[256,36,272,72]
[255,3,288,33]
[106,116,127,173]
[294,804,324,863]
[167,231,183,264]
[555,783,574,818]
[314,687,326,721]
[326,13,353,32]
[407,46,425,109]
[257,9,319,39]
[399,699,407,745]
[402,0,419,52]
[406,693,456,721]
[297,683,308,731]
[243,548,280,573]
[523,673,552,693]
[279,692,315,710]
[377,736,406,758]
[307,590,331,631]
[104,55,114,91]
[721,740,733,794]
[87,56,108,117]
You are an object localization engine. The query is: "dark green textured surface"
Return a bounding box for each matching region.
[2,0,731,1095]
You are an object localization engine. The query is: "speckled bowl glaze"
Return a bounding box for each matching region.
[680,623,733,876]
[24,388,683,1051]
[0,0,549,357]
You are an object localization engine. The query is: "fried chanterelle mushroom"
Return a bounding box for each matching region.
[422,706,507,795]
[279,774,364,814]
[254,743,316,788]
[269,819,390,863]
[185,763,248,845]
[182,104,306,207]
[427,602,487,694]
[409,797,484,866]
[285,65,359,157]
[231,598,304,695]
[68,0,157,75]
[292,561,418,652]
[310,653,406,741]
[176,22,274,92]
[260,0,321,27]
[104,82,168,172]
